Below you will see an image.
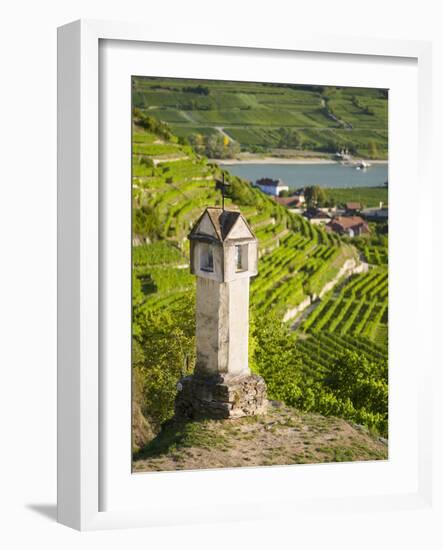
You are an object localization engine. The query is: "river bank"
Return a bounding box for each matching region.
[215,157,335,165]
[212,156,388,166]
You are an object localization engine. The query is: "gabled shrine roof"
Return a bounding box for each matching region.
[189,207,256,243]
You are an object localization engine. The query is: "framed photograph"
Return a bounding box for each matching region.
[57,20,433,530]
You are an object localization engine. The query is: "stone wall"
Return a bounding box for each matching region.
[175,373,268,420]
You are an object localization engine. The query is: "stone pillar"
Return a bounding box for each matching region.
[175,207,268,420]
[195,277,250,377]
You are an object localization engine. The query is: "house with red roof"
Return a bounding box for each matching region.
[326,215,370,237]
[345,202,362,213]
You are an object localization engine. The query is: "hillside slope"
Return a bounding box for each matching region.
[133,78,388,159]
[133,401,387,472]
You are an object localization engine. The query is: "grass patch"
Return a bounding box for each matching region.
[135,419,228,460]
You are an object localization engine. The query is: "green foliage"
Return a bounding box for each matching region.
[132,297,196,431]
[277,127,302,148]
[227,176,258,206]
[324,350,388,416]
[133,108,173,141]
[133,205,162,241]
[188,132,240,159]
[251,316,388,436]
[182,85,210,95]
[367,140,379,159]
[139,156,155,169]
[304,185,327,206]
[252,314,304,404]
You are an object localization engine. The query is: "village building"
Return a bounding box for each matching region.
[274,195,304,209]
[345,202,362,213]
[254,177,289,197]
[303,207,331,225]
[326,215,370,237]
[175,207,268,420]
[361,205,389,221]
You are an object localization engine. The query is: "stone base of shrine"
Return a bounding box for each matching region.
[174,372,268,420]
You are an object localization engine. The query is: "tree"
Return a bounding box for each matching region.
[324,351,388,416]
[182,85,210,95]
[227,139,240,158]
[227,177,256,206]
[188,133,205,155]
[133,109,172,141]
[197,134,241,159]
[205,134,225,158]
[140,157,154,169]
[133,205,162,241]
[304,185,327,207]
[368,140,378,159]
[251,314,304,405]
[277,127,301,149]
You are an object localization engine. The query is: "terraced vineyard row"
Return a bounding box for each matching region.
[360,245,388,265]
[300,268,387,339]
[296,332,387,382]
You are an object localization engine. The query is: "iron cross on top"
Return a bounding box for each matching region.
[215,172,230,210]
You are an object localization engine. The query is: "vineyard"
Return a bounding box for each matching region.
[251,231,355,317]
[132,77,388,158]
[324,186,388,208]
[131,110,389,447]
[300,268,388,342]
[296,333,387,383]
[285,241,388,435]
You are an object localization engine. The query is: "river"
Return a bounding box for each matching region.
[219,162,388,189]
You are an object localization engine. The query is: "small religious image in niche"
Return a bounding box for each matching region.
[131,76,389,472]
[200,242,214,272]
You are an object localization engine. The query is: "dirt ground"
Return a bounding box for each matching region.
[133,401,388,473]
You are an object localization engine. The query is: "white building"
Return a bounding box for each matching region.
[254,178,289,197]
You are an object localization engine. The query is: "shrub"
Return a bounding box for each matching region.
[132,299,196,431]
[133,205,162,240]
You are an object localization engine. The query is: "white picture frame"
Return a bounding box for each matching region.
[57,19,434,531]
